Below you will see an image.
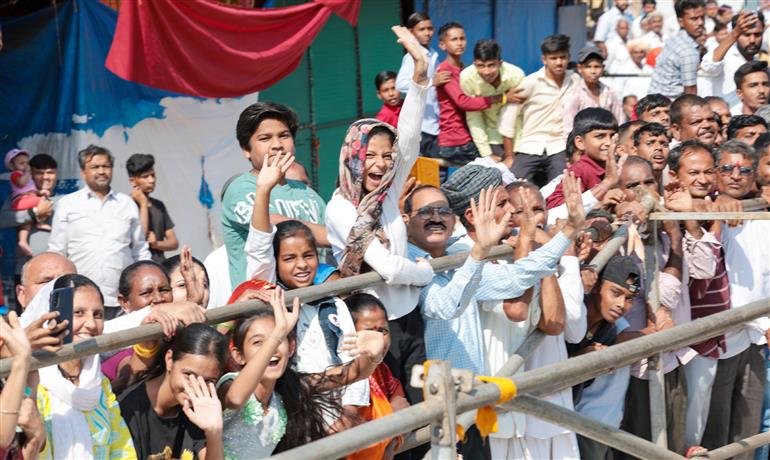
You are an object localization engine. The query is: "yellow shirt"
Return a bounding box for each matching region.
[459,62,525,157]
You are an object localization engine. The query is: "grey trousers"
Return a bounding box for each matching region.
[512,150,566,187]
[616,366,688,458]
[702,344,766,459]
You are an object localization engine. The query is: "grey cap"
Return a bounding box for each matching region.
[440,164,502,217]
[577,46,605,64]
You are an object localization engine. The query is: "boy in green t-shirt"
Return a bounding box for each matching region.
[222,102,329,288]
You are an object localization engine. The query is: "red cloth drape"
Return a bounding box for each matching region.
[105,0,361,98]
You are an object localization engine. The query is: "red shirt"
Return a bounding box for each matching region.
[376,102,402,127]
[436,61,494,147]
[546,154,605,208]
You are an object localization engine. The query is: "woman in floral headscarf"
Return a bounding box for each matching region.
[325,26,435,320]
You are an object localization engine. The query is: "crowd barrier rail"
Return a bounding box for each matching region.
[1,200,768,460]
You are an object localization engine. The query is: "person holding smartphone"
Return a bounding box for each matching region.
[35,274,138,459]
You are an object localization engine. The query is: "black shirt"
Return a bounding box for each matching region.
[148,197,174,262]
[118,381,205,460]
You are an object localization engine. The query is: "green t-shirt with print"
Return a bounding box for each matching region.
[221,172,327,289]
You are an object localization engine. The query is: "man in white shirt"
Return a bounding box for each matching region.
[593,0,633,56]
[700,11,763,108]
[605,19,631,72]
[701,140,770,458]
[48,145,150,306]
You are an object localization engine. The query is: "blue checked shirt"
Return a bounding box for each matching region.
[648,29,702,97]
[410,232,572,374]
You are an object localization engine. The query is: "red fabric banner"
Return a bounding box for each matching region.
[105,0,361,98]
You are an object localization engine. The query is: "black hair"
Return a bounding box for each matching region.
[734,60,769,90]
[114,323,228,395]
[713,21,728,33]
[716,139,761,168]
[125,153,155,177]
[77,145,113,170]
[540,34,570,55]
[618,120,646,145]
[117,260,170,299]
[635,94,671,118]
[231,310,343,452]
[732,10,764,29]
[667,139,715,172]
[572,108,619,139]
[566,130,579,163]
[633,122,669,147]
[727,115,767,140]
[236,102,299,151]
[272,220,318,286]
[473,39,501,61]
[438,21,464,41]
[369,125,397,146]
[406,12,431,29]
[29,153,57,170]
[161,255,210,288]
[753,132,770,155]
[670,94,708,127]
[54,273,104,305]
[345,293,387,323]
[642,0,657,5]
[374,70,397,91]
[403,184,442,214]
[675,0,705,18]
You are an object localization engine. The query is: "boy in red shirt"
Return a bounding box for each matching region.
[547,108,621,208]
[374,71,402,127]
[435,22,515,166]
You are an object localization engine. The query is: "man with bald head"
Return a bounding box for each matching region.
[16,252,76,310]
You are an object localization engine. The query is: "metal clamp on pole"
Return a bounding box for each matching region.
[412,361,472,460]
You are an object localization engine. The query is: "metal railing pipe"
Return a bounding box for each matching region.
[506,298,770,401]
[509,395,684,460]
[0,245,519,377]
[697,432,770,459]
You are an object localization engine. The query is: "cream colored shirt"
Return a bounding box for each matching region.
[498,67,579,156]
[459,62,525,157]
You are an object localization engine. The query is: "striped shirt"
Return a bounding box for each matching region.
[689,246,730,358]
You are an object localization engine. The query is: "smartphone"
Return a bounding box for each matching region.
[49,286,74,345]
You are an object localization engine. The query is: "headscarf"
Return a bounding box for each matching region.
[337,119,400,277]
[441,164,503,218]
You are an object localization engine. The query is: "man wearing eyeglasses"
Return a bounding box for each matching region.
[403,164,586,459]
[700,139,770,455]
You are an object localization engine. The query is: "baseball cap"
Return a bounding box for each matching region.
[4,148,29,170]
[601,255,641,295]
[577,46,605,64]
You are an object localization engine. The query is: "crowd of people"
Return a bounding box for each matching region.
[2,0,770,459]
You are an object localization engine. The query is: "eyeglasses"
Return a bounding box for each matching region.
[717,164,754,176]
[412,205,454,219]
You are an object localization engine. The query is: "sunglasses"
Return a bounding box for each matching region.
[717,164,754,176]
[413,205,454,219]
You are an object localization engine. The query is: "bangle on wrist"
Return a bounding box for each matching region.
[133,342,160,359]
[501,93,507,105]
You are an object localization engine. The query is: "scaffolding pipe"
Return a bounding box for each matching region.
[509,395,684,460]
[505,298,770,401]
[275,299,770,458]
[697,432,770,460]
[0,245,519,377]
